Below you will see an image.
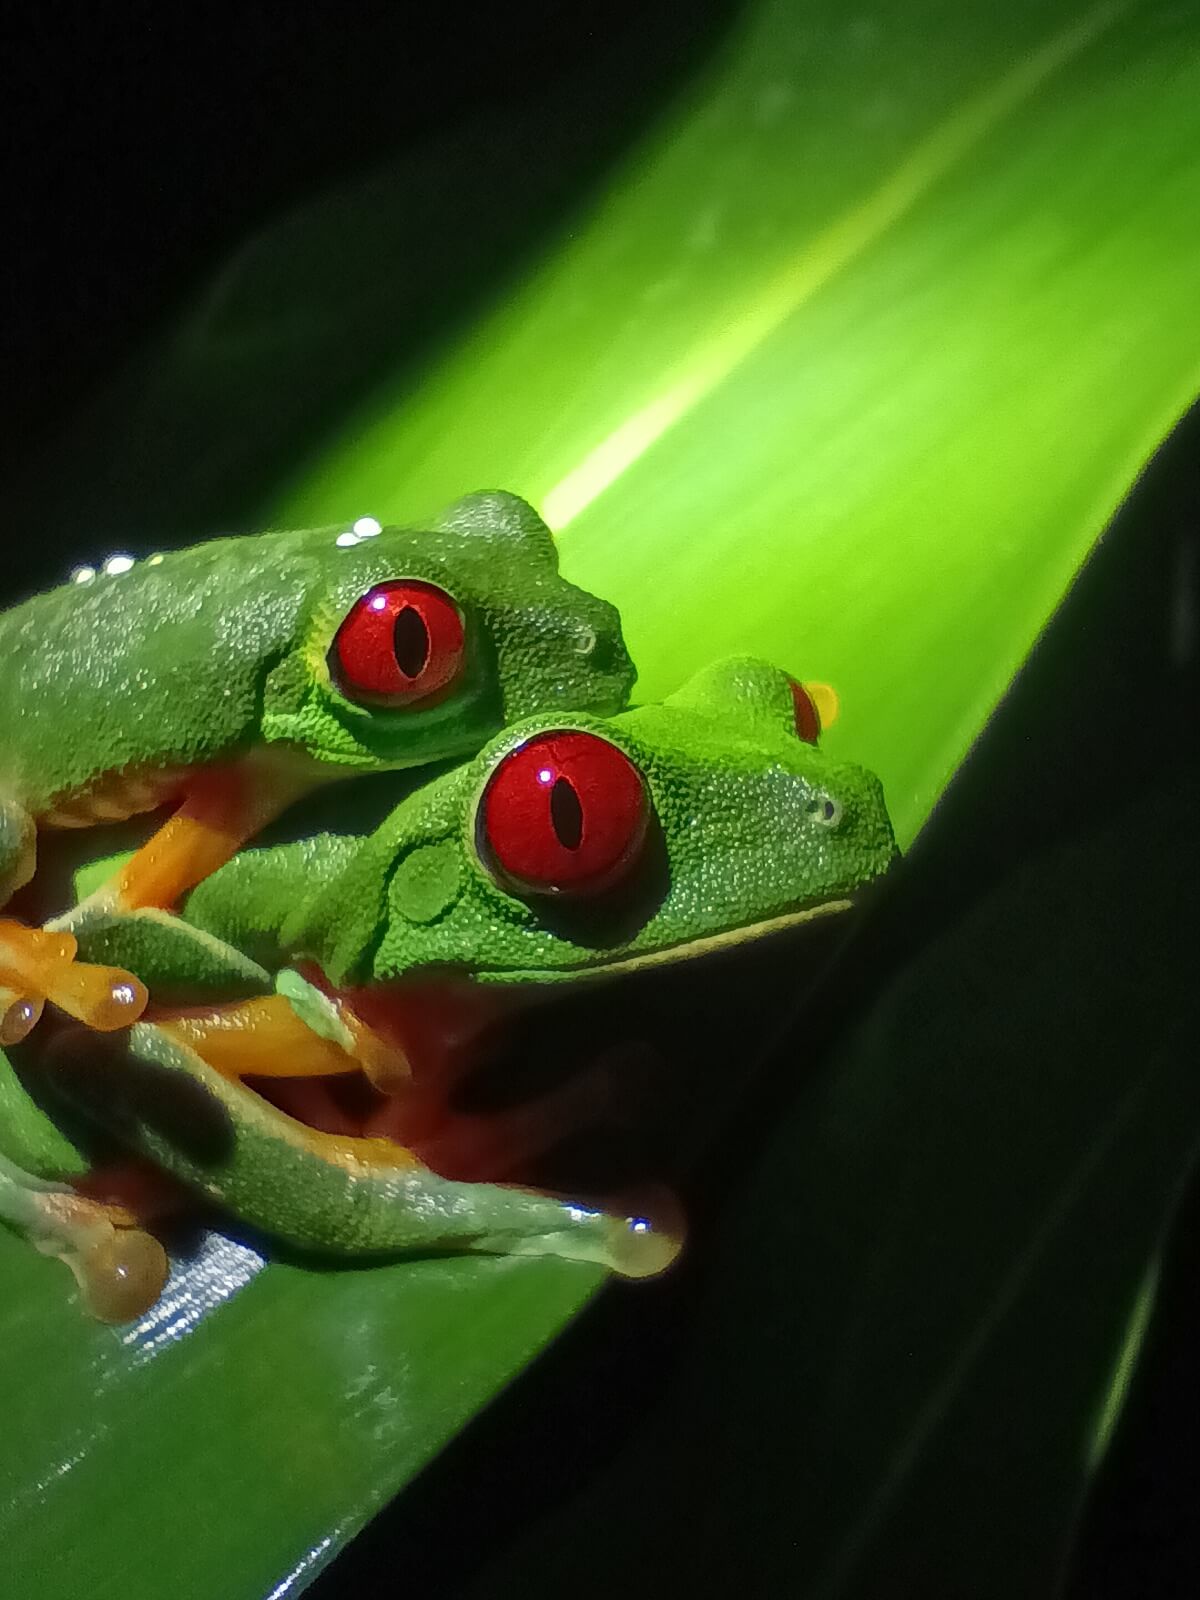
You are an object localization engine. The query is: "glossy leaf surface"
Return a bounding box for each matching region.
[3,2,1200,1596]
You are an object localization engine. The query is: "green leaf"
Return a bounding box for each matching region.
[422,496,1199,1595]
[270,0,1200,853]
[4,1,1200,1596]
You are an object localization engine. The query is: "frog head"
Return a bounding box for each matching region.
[302,655,897,987]
[259,491,635,772]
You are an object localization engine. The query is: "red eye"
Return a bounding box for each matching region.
[330,581,465,706]
[479,732,649,895]
[788,679,822,744]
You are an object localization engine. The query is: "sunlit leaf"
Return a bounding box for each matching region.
[3,2,1199,1596]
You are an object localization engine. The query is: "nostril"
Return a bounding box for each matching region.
[805,791,843,827]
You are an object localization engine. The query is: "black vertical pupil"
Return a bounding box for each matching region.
[550,778,584,849]
[393,605,430,679]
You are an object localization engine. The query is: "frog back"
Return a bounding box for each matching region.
[0,531,322,813]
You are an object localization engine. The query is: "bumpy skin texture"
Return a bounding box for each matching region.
[12,658,898,1285]
[0,491,633,894]
[183,655,898,987]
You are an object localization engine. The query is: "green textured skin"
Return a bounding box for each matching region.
[8,658,897,1276]
[0,1049,90,1179]
[0,491,634,897]
[186,655,899,987]
[70,909,274,1007]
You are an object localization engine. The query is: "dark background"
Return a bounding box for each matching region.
[4,5,1197,1597]
[4,2,706,467]
[1,0,743,588]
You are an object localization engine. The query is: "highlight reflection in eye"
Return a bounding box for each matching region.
[329,580,466,707]
[479,731,649,896]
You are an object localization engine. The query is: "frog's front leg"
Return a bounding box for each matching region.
[70,753,321,920]
[0,1048,168,1321]
[159,990,409,1090]
[0,799,149,1034]
[2,755,313,1034]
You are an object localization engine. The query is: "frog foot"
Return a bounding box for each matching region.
[488,1182,684,1280]
[0,985,43,1045]
[0,1152,169,1322]
[595,1184,685,1279]
[0,919,148,1033]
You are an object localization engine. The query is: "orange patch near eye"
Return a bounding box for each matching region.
[788,679,839,742]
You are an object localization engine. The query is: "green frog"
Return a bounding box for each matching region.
[0,491,635,1033]
[0,657,894,1318]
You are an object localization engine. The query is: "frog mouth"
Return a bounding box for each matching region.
[471,897,854,982]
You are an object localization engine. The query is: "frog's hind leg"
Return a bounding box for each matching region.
[0,1044,169,1320]
[356,1043,686,1275]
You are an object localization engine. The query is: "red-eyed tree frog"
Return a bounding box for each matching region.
[0,657,894,1319]
[0,492,635,1039]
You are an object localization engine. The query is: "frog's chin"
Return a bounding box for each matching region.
[474,896,855,985]
[320,892,857,1067]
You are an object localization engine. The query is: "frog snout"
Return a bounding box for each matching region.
[812,765,899,863]
[801,788,844,827]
